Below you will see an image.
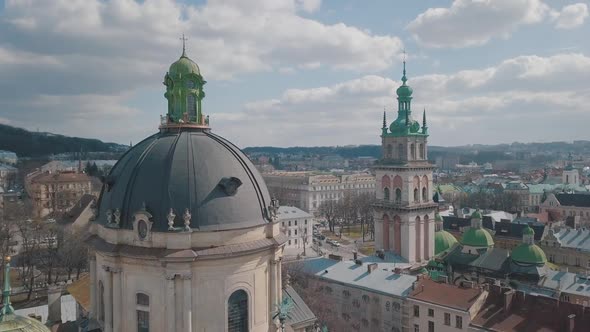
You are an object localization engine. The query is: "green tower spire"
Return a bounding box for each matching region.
[0,257,15,321]
[422,108,428,134]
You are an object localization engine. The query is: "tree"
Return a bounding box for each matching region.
[318,200,339,233]
[58,228,88,280]
[298,225,309,257]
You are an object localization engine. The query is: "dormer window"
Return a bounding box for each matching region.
[186,80,195,88]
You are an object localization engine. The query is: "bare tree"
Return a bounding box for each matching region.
[318,200,339,233]
[58,228,88,280]
[298,225,309,257]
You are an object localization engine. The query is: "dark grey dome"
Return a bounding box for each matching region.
[95,129,272,232]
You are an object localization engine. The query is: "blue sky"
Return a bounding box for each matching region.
[0,0,588,148]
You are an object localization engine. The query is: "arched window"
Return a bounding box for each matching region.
[419,144,424,159]
[384,187,390,201]
[228,290,248,332]
[187,94,197,121]
[422,187,427,202]
[99,281,105,322]
[136,293,150,332]
[410,144,415,160]
[397,144,404,159]
[387,144,392,158]
[414,188,419,202]
[395,188,402,203]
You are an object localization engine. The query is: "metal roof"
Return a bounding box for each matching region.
[95,129,272,232]
[554,228,590,252]
[301,258,416,298]
[555,193,590,208]
[282,286,316,327]
[277,206,312,220]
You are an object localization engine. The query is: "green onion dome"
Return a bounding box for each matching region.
[435,230,458,255]
[169,54,200,77]
[396,84,413,98]
[511,243,547,266]
[461,227,494,248]
[0,315,51,332]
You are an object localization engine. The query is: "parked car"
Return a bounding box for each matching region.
[331,241,340,247]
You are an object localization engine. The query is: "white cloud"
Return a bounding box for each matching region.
[215,53,590,146]
[407,0,586,48]
[0,0,403,143]
[552,3,589,29]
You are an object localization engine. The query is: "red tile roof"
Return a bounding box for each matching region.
[409,278,483,311]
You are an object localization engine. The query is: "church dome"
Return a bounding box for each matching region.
[396,84,413,98]
[471,209,483,220]
[169,54,201,77]
[511,243,547,266]
[0,314,51,332]
[389,117,420,135]
[96,130,273,232]
[461,227,494,248]
[435,230,457,255]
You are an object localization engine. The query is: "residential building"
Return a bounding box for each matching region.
[28,171,93,217]
[0,150,17,165]
[302,257,417,332]
[0,163,17,190]
[263,171,375,214]
[407,278,488,332]
[277,206,314,252]
[373,61,437,264]
[541,193,590,221]
[541,227,590,273]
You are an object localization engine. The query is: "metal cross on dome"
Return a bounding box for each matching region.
[180,33,188,56]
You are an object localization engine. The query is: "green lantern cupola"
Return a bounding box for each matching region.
[434,212,458,255]
[161,34,208,129]
[385,60,425,137]
[461,209,494,249]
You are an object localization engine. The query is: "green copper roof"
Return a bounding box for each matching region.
[434,212,443,222]
[169,55,201,77]
[522,225,535,236]
[435,230,458,255]
[461,227,494,247]
[396,84,413,98]
[511,244,547,266]
[471,209,483,219]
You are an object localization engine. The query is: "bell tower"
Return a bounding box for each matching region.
[373,59,437,264]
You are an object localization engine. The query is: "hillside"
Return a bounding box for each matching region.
[0,124,128,158]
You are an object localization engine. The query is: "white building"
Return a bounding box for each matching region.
[0,150,17,165]
[277,206,314,252]
[263,172,375,214]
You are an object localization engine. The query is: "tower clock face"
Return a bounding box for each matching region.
[138,220,148,239]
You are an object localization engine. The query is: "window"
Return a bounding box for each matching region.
[413,305,420,317]
[295,220,298,226]
[136,293,150,332]
[294,229,297,236]
[396,188,402,203]
[305,219,308,225]
[99,281,104,322]
[444,313,450,326]
[288,230,291,236]
[456,316,463,329]
[294,239,297,245]
[228,290,248,332]
[414,188,419,202]
[422,187,427,202]
[137,293,149,306]
[187,94,197,120]
[428,321,434,332]
[414,324,419,332]
[428,308,434,317]
[288,240,291,245]
[384,187,390,200]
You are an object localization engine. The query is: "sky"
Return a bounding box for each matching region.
[0,0,588,148]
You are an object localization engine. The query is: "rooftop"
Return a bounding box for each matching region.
[277,206,313,220]
[32,172,92,184]
[552,227,590,252]
[409,278,483,311]
[301,257,416,298]
[555,193,590,208]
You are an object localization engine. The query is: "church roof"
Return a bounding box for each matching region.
[95,130,273,232]
[0,315,51,332]
[511,243,547,266]
[461,227,494,247]
[434,230,458,255]
[282,286,316,328]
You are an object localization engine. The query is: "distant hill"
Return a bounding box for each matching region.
[0,124,128,158]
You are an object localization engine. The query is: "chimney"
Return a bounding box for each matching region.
[47,284,63,324]
[503,290,515,312]
[367,263,378,274]
[353,251,358,260]
[567,314,575,332]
